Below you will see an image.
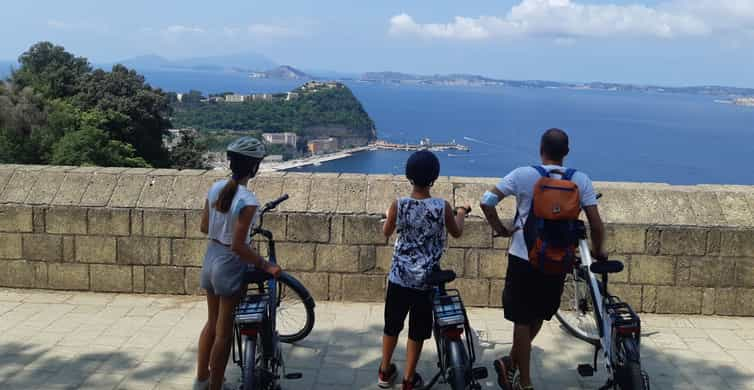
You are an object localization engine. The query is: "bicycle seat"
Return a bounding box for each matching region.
[426,270,456,285]
[590,261,624,274]
[244,269,272,284]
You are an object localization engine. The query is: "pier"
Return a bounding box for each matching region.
[371,138,471,152]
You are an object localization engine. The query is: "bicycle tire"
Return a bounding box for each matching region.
[277,273,315,343]
[445,338,469,390]
[242,335,257,390]
[615,338,646,390]
[556,269,600,346]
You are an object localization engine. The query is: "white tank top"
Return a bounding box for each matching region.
[206,179,260,245]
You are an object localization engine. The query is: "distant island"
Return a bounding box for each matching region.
[250,65,312,80]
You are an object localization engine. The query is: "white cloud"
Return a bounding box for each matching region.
[164,25,205,34]
[247,23,300,38]
[47,19,109,33]
[389,0,754,41]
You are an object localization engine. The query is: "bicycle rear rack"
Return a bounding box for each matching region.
[433,290,466,328]
[606,298,641,337]
[235,294,269,325]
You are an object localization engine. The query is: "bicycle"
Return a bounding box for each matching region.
[423,268,488,390]
[555,217,650,390]
[232,194,316,390]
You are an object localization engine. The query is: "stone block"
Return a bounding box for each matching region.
[330,216,344,244]
[645,228,661,255]
[0,206,33,232]
[51,173,91,206]
[91,264,133,292]
[45,207,87,235]
[454,182,487,212]
[629,255,675,285]
[449,278,490,307]
[489,279,505,308]
[656,286,702,314]
[702,288,715,315]
[167,175,210,209]
[376,246,393,273]
[133,266,145,293]
[307,177,341,213]
[735,289,754,316]
[687,190,727,227]
[479,249,507,279]
[32,207,45,232]
[185,209,205,239]
[137,175,176,208]
[493,236,510,250]
[160,238,171,265]
[717,192,754,226]
[80,173,118,207]
[329,274,343,301]
[366,179,402,215]
[288,272,329,301]
[463,250,479,278]
[108,174,146,208]
[735,258,754,288]
[442,248,465,277]
[449,220,492,248]
[48,263,90,290]
[343,216,387,245]
[605,225,646,254]
[131,210,143,236]
[0,260,35,288]
[185,267,203,295]
[22,234,63,261]
[75,236,117,263]
[143,210,185,237]
[642,286,656,313]
[249,177,283,205]
[26,171,65,205]
[610,284,642,311]
[720,230,754,257]
[316,244,364,272]
[714,288,737,315]
[0,233,22,259]
[677,257,736,287]
[145,266,185,294]
[263,213,286,241]
[659,228,707,256]
[33,261,48,288]
[360,245,377,272]
[286,214,330,243]
[117,237,160,265]
[279,174,311,212]
[0,170,37,203]
[276,243,316,271]
[341,274,385,302]
[88,208,130,236]
[707,230,721,256]
[172,239,206,267]
[337,179,367,214]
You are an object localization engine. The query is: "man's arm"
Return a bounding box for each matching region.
[480,187,512,237]
[584,205,607,261]
[383,200,398,238]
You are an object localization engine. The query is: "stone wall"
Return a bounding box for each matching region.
[1,164,753,316]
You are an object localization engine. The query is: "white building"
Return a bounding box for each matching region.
[263,132,298,147]
[286,92,300,101]
[224,94,247,103]
[251,94,273,101]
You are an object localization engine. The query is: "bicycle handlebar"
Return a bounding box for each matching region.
[261,194,289,215]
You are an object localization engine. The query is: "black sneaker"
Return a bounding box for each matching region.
[401,372,424,390]
[494,356,517,390]
[378,363,398,388]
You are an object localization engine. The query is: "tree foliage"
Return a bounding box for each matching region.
[0,42,174,168]
[168,132,208,169]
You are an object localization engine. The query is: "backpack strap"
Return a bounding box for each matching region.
[532,165,549,177]
[563,168,577,181]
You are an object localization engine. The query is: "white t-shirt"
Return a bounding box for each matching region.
[206,179,260,245]
[496,165,598,261]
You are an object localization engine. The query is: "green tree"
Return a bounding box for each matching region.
[51,126,149,167]
[11,42,90,99]
[169,132,208,169]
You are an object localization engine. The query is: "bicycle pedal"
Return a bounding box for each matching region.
[284,373,303,380]
[577,364,595,377]
[472,366,488,380]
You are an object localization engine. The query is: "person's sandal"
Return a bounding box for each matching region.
[378,363,398,388]
[493,356,516,390]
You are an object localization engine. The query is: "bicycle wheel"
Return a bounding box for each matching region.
[615,338,648,390]
[242,335,257,390]
[445,339,469,390]
[277,273,315,343]
[556,267,600,345]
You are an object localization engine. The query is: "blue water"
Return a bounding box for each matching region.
[142,70,754,185]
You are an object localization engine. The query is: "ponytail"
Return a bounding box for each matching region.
[214,179,239,213]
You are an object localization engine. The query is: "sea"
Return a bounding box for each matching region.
[142,70,754,185]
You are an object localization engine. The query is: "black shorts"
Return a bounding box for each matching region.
[384,281,433,341]
[502,254,566,324]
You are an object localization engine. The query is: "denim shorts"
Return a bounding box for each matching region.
[200,240,248,297]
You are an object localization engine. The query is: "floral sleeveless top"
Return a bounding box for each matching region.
[388,197,447,290]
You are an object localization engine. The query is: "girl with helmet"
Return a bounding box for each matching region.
[193,137,282,390]
[379,150,471,390]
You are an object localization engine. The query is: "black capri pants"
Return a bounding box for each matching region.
[383,281,433,341]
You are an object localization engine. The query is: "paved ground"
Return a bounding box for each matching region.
[0,289,753,390]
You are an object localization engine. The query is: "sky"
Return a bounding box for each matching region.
[2,0,754,87]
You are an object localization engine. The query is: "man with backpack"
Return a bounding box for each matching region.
[479,128,607,390]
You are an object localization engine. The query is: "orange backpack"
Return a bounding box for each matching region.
[523,166,581,275]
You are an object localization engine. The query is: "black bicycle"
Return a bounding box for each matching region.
[423,269,488,390]
[555,219,650,390]
[232,194,316,390]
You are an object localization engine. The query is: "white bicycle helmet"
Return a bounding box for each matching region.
[227,136,266,159]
